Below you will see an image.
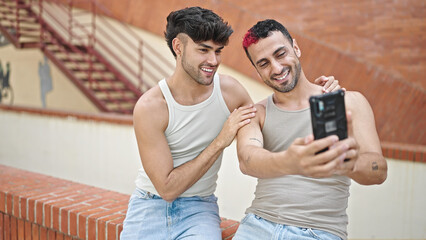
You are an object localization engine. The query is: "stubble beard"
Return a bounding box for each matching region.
[181,52,214,86]
[266,61,301,93]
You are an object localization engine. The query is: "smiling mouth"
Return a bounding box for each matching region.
[201,67,214,73]
[274,69,289,81]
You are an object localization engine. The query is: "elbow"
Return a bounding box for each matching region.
[376,164,388,185]
[157,190,178,202]
[237,152,251,176]
[375,157,388,185]
[155,181,179,202]
[239,162,250,176]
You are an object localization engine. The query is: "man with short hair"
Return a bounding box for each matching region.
[234,19,388,240]
[121,8,340,239]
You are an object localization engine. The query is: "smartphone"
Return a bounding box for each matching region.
[309,89,348,153]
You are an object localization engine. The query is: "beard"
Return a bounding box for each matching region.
[181,51,214,86]
[264,61,301,93]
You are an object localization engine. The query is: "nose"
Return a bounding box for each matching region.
[206,52,219,66]
[270,60,282,75]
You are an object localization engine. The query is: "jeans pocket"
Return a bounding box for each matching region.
[307,228,342,240]
[307,228,321,239]
[133,188,154,200]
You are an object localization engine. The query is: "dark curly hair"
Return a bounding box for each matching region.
[242,19,293,65]
[164,7,233,57]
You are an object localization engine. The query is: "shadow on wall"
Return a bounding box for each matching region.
[0,32,13,105]
[39,55,53,108]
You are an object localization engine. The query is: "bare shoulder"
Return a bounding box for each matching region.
[255,98,268,127]
[344,91,371,112]
[218,73,247,92]
[218,73,253,110]
[133,86,168,130]
[345,91,374,123]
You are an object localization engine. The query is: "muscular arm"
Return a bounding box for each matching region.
[237,103,347,179]
[343,92,387,185]
[134,77,255,202]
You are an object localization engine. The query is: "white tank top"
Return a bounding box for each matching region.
[135,74,230,197]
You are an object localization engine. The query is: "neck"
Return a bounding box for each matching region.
[272,72,323,111]
[166,68,214,105]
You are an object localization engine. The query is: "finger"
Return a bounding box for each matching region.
[312,153,346,178]
[314,75,327,85]
[233,105,257,116]
[326,80,340,92]
[293,137,308,146]
[304,134,314,144]
[311,141,348,166]
[322,76,335,92]
[307,135,339,155]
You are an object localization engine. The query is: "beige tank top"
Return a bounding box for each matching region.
[246,95,350,239]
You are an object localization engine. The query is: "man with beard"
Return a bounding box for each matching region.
[121,8,340,239]
[234,19,388,240]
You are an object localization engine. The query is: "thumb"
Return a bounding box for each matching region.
[293,135,313,146]
[304,134,314,144]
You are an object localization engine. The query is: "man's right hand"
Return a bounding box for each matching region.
[285,134,349,178]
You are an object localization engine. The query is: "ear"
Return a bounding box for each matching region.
[172,37,183,57]
[292,39,301,58]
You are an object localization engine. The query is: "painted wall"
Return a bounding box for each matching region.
[0,109,424,239]
[0,44,99,113]
[73,0,426,145]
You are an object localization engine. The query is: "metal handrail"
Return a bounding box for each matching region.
[38,0,174,91]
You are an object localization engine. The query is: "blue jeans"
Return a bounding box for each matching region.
[120,188,221,240]
[233,213,342,240]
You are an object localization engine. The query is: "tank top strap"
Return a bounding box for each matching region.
[158,79,175,105]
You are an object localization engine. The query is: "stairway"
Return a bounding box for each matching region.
[0,0,154,114]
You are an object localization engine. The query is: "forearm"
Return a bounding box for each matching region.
[348,152,387,185]
[238,146,294,179]
[159,139,226,202]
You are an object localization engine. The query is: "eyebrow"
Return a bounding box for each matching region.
[255,46,286,66]
[198,43,225,51]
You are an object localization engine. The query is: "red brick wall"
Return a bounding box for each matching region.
[74,0,425,145]
[0,164,239,240]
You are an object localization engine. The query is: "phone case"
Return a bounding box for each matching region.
[309,89,347,141]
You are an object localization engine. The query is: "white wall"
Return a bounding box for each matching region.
[0,109,425,239]
[1,10,425,239]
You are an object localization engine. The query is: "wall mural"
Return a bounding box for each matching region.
[39,55,53,108]
[0,31,11,47]
[0,32,13,104]
[0,60,13,105]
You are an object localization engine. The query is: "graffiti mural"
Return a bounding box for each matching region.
[39,55,53,108]
[0,32,13,104]
[0,32,11,47]
[0,60,13,104]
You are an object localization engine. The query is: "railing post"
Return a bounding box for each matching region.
[138,40,143,90]
[38,0,44,49]
[68,0,73,44]
[15,0,20,41]
[87,0,96,87]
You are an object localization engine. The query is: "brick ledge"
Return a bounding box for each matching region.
[0,164,239,240]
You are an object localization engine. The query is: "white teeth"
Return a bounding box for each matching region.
[277,70,289,80]
[201,68,213,72]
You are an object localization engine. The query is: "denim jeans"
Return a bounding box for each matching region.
[120,188,221,240]
[233,213,343,240]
